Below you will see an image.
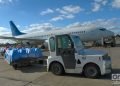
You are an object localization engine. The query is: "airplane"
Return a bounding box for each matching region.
[0,21,114,45]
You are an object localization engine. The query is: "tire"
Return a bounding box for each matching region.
[50,62,64,75]
[111,43,115,47]
[84,64,100,78]
[12,64,18,70]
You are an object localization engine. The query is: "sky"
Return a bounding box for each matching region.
[0,0,120,43]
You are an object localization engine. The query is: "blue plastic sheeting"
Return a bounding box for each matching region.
[4,48,43,64]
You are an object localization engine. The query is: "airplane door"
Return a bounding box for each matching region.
[56,35,76,69]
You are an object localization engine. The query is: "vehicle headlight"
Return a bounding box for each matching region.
[102,54,111,60]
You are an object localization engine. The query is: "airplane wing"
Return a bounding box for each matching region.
[0,36,45,42]
[0,36,15,39]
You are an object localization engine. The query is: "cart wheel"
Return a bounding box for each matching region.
[27,62,32,66]
[12,64,18,70]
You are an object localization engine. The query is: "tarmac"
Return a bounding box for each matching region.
[0,47,120,86]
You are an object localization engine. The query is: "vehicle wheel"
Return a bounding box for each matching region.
[111,43,115,47]
[50,62,64,75]
[84,64,100,78]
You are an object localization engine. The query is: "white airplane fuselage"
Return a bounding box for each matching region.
[15,26,114,42]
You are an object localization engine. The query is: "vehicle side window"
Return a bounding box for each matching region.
[49,37,55,52]
[57,35,72,49]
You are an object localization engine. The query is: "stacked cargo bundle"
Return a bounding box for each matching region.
[4,48,43,66]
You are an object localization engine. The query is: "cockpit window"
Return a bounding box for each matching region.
[99,28,106,31]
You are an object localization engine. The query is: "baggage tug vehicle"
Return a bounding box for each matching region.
[5,34,112,78]
[47,34,111,78]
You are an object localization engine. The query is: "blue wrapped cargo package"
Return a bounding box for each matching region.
[4,48,43,65]
[35,48,42,58]
[28,48,36,58]
[26,48,42,58]
[18,49,28,58]
[5,49,20,64]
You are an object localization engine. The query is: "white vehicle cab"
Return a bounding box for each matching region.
[47,34,112,78]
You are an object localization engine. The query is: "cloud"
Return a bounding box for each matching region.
[51,14,75,21]
[0,27,16,44]
[50,15,64,21]
[81,18,120,31]
[92,0,108,12]
[0,27,11,36]
[92,3,101,12]
[40,8,54,15]
[65,14,75,19]
[39,5,83,21]
[56,5,83,14]
[66,22,82,29]
[0,0,16,4]
[112,0,120,8]
[94,0,107,5]
[23,23,60,33]
[50,5,83,21]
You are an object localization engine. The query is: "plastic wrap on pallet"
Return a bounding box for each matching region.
[4,48,43,64]
[18,49,28,58]
[35,48,42,58]
[26,48,43,58]
[5,49,20,64]
[29,48,36,58]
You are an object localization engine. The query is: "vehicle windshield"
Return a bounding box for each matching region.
[71,35,84,49]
